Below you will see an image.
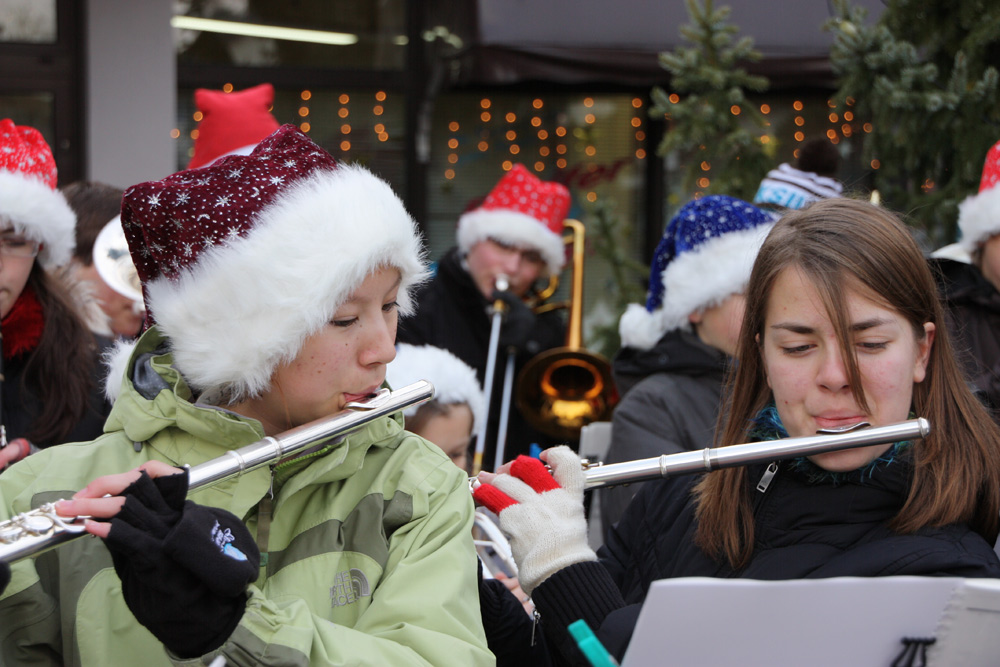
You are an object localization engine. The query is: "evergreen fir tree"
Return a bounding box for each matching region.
[584,200,649,358]
[651,0,774,202]
[828,0,1000,245]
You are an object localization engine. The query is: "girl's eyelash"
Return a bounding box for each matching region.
[859,341,888,350]
[781,345,812,355]
[332,301,397,326]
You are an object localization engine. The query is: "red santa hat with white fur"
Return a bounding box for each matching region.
[107,124,426,402]
[456,164,570,275]
[0,119,75,268]
[958,139,1000,253]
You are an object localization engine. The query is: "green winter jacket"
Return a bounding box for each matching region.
[0,328,493,666]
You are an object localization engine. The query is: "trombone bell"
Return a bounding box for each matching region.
[515,220,619,441]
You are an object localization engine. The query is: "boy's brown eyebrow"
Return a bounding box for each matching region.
[770,318,893,334]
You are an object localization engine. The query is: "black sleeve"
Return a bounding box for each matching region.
[530,561,628,667]
[477,558,554,667]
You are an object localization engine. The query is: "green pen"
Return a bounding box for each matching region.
[568,619,620,667]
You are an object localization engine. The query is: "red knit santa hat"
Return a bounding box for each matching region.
[187,83,281,169]
[112,124,426,402]
[958,139,1000,252]
[0,119,75,268]
[456,164,570,275]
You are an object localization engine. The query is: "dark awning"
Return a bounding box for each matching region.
[455,0,886,88]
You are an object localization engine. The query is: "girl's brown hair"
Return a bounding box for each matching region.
[21,264,101,444]
[694,198,1000,569]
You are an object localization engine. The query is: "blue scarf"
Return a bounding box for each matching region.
[748,405,912,486]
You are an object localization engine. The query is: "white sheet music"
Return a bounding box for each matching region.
[928,578,1000,665]
[623,576,969,667]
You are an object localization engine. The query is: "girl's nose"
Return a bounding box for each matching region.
[817,347,850,392]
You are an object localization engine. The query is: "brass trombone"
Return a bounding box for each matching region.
[515,219,619,441]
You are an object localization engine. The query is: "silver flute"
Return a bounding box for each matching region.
[468,418,930,491]
[580,418,929,490]
[0,380,435,565]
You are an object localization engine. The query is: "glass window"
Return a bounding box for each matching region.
[175,86,406,194]
[174,0,407,70]
[428,92,648,351]
[661,90,866,214]
[0,0,56,43]
[0,92,54,141]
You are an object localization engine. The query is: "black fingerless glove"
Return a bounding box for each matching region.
[0,560,9,595]
[493,289,537,351]
[104,470,260,659]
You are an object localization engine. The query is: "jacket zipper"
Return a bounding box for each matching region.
[256,466,275,572]
[756,461,779,493]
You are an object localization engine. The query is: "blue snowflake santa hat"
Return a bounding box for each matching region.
[106,124,427,402]
[958,138,1000,253]
[386,343,486,436]
[619,195,777,351]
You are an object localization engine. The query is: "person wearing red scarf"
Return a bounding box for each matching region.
[0,120,112,468]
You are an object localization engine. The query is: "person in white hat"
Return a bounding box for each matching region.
[397,164,571,468]
[385,342,554,666]
[62,181,145,338]
[386,343,485,471]
[932,138,1000,419]
[0,120,112,471]
[0,125,492,666]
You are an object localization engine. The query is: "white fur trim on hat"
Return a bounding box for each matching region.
[387,343,485,436]
[0,170,75,268]
[143,164,427,401]
[958,185,1000,252]
[618,303,669,351]
[103,338,138,403]
[930,242,972,264]
[456,208,566,275]
[660,223,773,332]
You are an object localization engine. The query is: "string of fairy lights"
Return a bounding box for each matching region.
[172,85,393,162]
[437,94,874,196]
[170,87,877,189]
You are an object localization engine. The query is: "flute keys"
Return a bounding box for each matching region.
[0,524,21,543]
[0,507,60,543]
[21,514,55,535]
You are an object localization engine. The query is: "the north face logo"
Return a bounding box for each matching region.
[330,568,371,607]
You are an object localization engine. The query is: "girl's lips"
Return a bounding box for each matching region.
[814,415,866,429]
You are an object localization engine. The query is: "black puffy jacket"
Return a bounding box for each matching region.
[932,257,1000,420]
[532,451,1000,664]
[600,329,728,532]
